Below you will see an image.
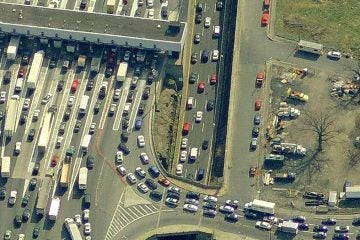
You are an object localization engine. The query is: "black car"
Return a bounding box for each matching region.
[244,211,258,219]
[303,191,325,200]
[167,192,180,200]
[196,2,203,12]
[356,233,360,240]
[105,67,113,77]
[135,66,142,76]
[189,72,198,84]
[32,163,40,175]
[203,209,217,217]
[203,202,217,210]
[333,233,349,240]
[0,187,6,199]
[216,1,223,11]
[87,156,94,169]
[145,178,158,190]
[87,79,94,90]
[195,14,202,24]
[0,110,4,120]
[254,114,261,125]
[321,217,336,225]
[33,227,40,238]
[127,91,135,103]
[292,215,306,223]
[22,208,31,221]
[121,131,129,142]
[80,0,87,9]
[252,126,260,137]
[49,58,57,68]
[122,118,129,129]
[57,80,64,91]
[353,218,360,226]
[83,193,91,208]
[20,112,28,125]
[29,178,37,190]
[225,213,239,222]
[150,191,163,201]
[21,193,31,207]
[194,33,201,44]
[74,120,81,133]
[28,129,36,141]
[298,223,309,231]
[202,140,209,150]
[147,74,154,85]
[63,108,71,121]
[58,122,66,135]
[14,215,22,226]
[118,143,130,155]
[201,49,209,63]
[206,100,215,111]
[138,103,145,115]
[3,71,11,84]
[21,55,29,65]
[186,191,200,200]
[94,101,101,114]
[143,87,150,99]
[191,53,198,64]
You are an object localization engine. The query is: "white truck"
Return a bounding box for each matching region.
[15,78,24,92]
[37,112,54,153]
[1,156,11,178]
[4,98,18,139]
[64,218,83,240]
[7,35,20,60]
[35,176,53,216]
[27,51,45,89]
[79,95,90,114]
[116,62,128,82]
[244,199,276,215]
[80,134,92,153]
[189,148,198,161]
[48,197,61,221]
[78,167,88,190]
[278,221,298,234]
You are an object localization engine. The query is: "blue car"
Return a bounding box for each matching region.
[313,225,328,232]
[135,119,142,130]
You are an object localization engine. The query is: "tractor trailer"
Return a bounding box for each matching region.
[27,51,45,89]
[4,98,18,139]
[244,199,276,215]
[37,112,54,153]
[35,176,53,216]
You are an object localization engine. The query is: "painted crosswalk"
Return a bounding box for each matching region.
[105,202,160,240]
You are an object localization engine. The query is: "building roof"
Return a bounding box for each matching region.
[0,3,185,43]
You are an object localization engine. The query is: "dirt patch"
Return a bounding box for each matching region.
[153,86,179,170]
[261,61,360,209]
[275,0,360,56]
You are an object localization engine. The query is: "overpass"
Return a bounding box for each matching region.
[0,2,187,56]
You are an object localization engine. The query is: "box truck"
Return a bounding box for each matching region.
[278,221,298,234]
[116,62,128,82]
[1,156,11,178]
[79,95,90,114]
[27,51,45,89]
[78,167,88,190]
[7,35,20,60]
[38,112,54,153]
[81,134,92,153]
[48,197,61,221]
[4,98,18,139]
[244,199,276,215]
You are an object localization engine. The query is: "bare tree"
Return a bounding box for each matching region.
[302,108,339,151]
[348,149,360,168]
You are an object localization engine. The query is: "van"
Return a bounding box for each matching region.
[15,78,24,92]
[62,60,70,72]
[149,165,160,178]
[123,103,131,116]
[196,168,205,181]
[201,50,209,63]
[263,0,270,10]
[186,97,194,110]
[71,79,79,92]
[135,119,142,130]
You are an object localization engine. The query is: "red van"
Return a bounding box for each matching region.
[182,122,191,135]
[263,0,270,10]
[71,79,79,92]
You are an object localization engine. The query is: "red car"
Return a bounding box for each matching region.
[71,79,79,92]
[210,74,217,84]
[158,177,170,187]
[255,100,262,111]
[198,81,205,92]
[51,155,59,167]
[261,11,269,26]
[18,67,25,78]
[183,122,191,135]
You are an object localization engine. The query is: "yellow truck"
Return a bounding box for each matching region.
[107,0,116,14]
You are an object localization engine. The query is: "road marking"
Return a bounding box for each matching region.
[99,76,115,129]
[128,80,145,132]
[115,0,123,15]
[112,78,130,131]
[88,0,95,12]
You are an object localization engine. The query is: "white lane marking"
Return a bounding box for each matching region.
[99,76,115,129]
[115,0,123,15]
[112,78,131,131]
[128,80,145,132]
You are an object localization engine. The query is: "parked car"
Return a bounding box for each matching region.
[261,11,269,26]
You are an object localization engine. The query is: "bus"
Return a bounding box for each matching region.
[79,95,90,114]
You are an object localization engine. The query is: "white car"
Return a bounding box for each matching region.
[135,167,146,178]
[84,222,91,235]
[147,0,153,7]
[42,93,52,104]
[204,17,211,28]
[56,136,63,148]
[33,109,40,121]
[165,197,178,206]
[212,50,219,61]
[137,182,149,193]
[68,96,75,106]
[183,204,198,212]
[89,122,96,134]
[137,135,145,147]
[116,151,124,164]
[255,221,272,230]
[213,25,221,37]
[74,214,82,226]
[195,111,203,122]
[18,234,25,240]
[83,209,90,222]
[168,186,181,194]
[0,91,6,103]
[127,173,137,184]
[176,164,183,176]
[15,142,21,154]
[113,89,121,101]
[116,165,127,176]
[219,205,235,214]
[181,138,188,149]
[327,50,341,59]
[148,9,154,19]
[185,198,199,205]
[204,195,218,203]
[140,152,149,164]
[179,151,187,163]
[9,190,17,205]
[263,216,279,224]
[23,98,31,110]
